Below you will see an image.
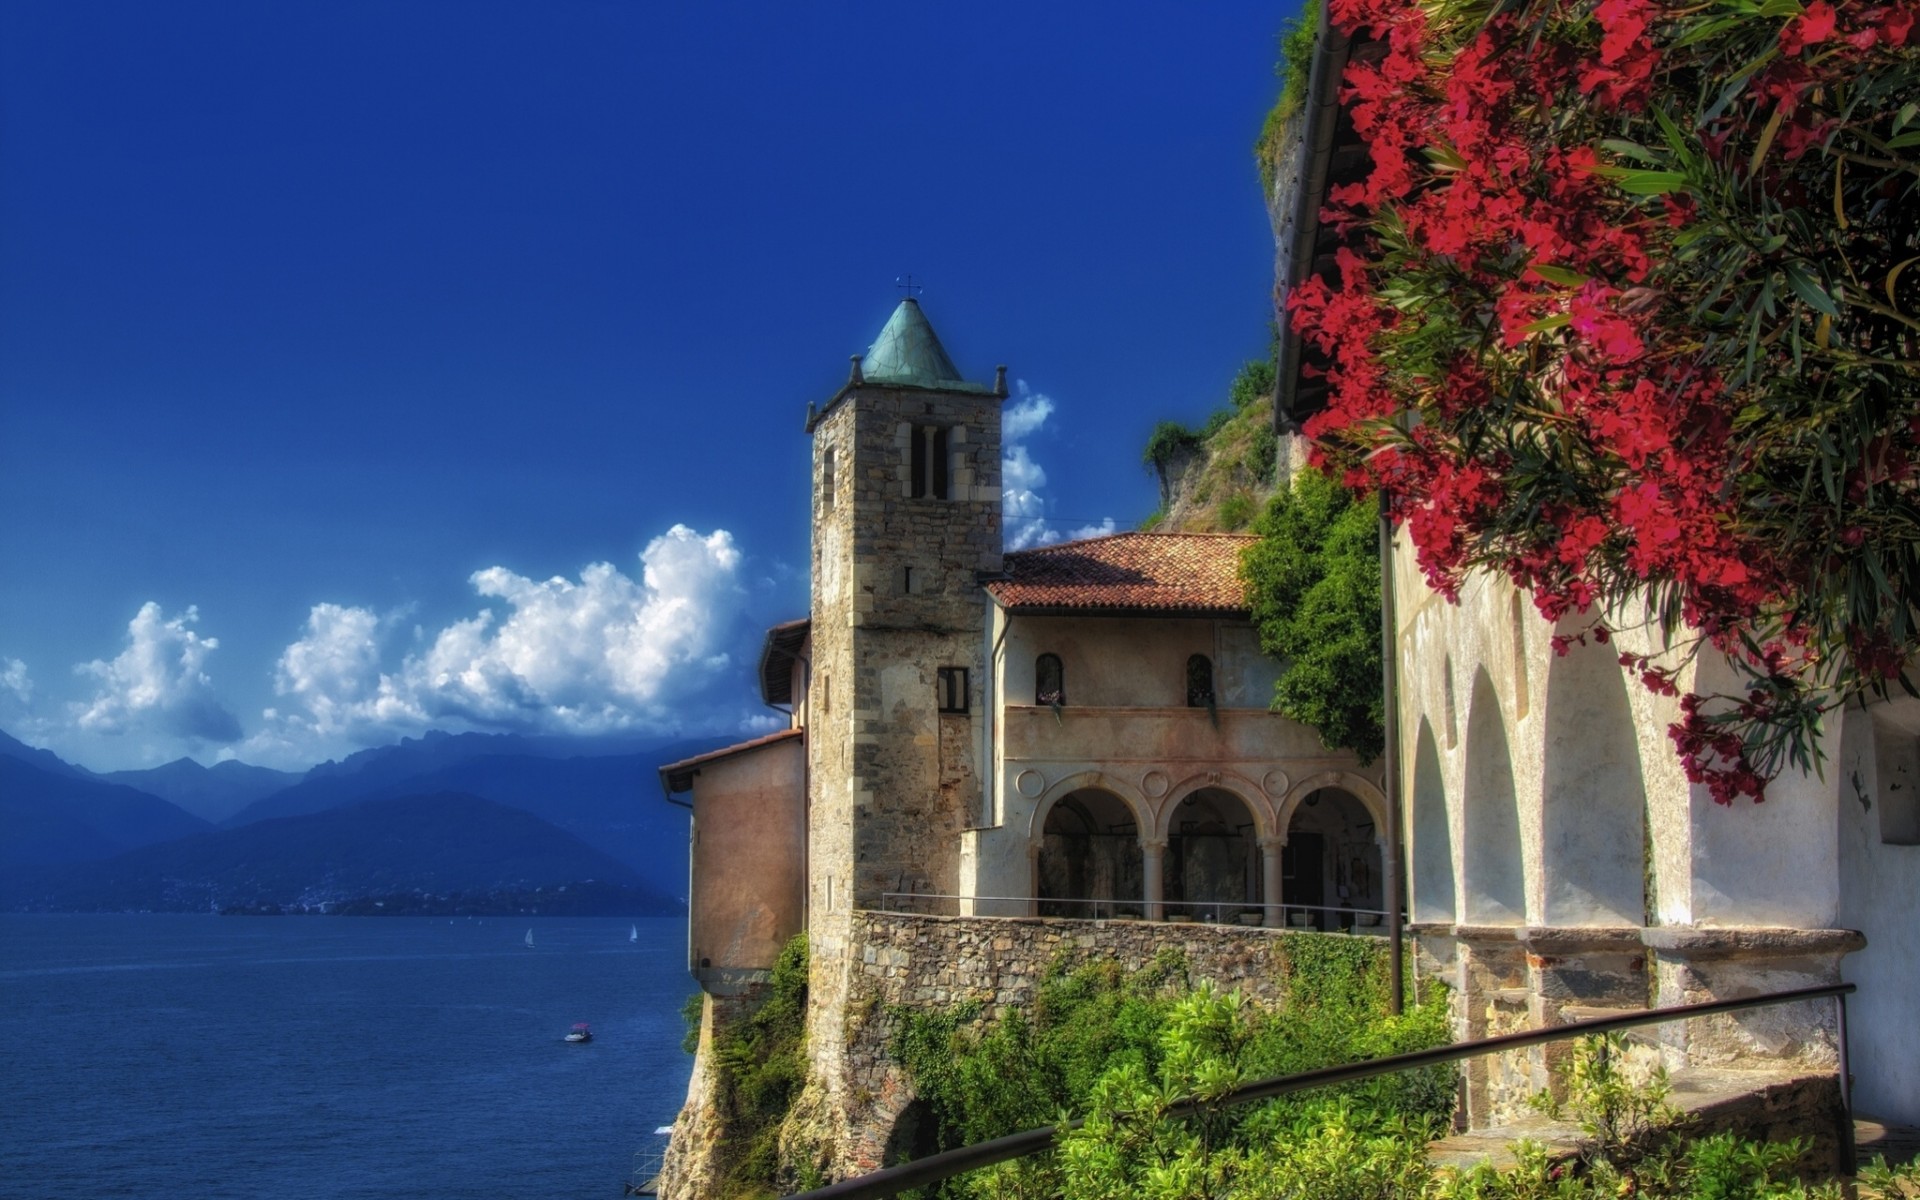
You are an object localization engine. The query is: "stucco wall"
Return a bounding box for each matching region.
[1836,699,1920,1123]
[1388,534,1868,1121]
[687,736,807,982]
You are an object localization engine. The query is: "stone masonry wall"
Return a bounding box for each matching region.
[793,911,1349,1181]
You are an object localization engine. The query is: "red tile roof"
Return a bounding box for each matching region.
[987,532,1257,614]
[658,728,804,794]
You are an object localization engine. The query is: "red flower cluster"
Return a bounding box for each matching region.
[1294,0,1920,802]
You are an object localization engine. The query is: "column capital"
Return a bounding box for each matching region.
[1140,837,1169,853]
[1258,835,1288,852]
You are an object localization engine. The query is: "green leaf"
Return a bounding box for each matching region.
[1885,130,1920,149]
[1528,264,1591,287]
[1782,261,1841,317]
[1612,170,1689,195]
[1521,313,1573,334]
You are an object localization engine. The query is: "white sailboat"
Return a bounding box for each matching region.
[629,924,638,943]
[524,928,535,949]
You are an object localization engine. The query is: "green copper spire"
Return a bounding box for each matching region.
[860,298,982,391]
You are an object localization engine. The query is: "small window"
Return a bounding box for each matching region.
[820,674,831,714]
[820,446,836,512]
[1186,654,1214,707]
[1036,654,1065,706]
[937,667,969,713]
[909,424,950,499]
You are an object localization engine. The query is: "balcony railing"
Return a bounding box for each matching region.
[784,981,1859,1199]
[877,892,1392,933]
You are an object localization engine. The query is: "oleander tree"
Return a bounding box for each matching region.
[1292,0,1920,801]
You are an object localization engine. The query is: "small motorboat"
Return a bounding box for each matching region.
[566,1022,593,1044]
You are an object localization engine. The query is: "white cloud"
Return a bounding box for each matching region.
[248,525,757,763]
[71,603,242,743]
[1,658,30,706]
[1002,382,1117,551]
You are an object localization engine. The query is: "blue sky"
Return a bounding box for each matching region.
[0,0,1301,771]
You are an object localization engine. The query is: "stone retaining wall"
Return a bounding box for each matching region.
[799,910,1365,1179]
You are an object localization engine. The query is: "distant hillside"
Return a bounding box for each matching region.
[225,730,726,828]
[2,792,674,915]
[329,751,705,880]
[101,757,302,824]
[0,729,89,779]
[0,756,213,868]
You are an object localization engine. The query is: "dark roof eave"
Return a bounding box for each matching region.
[757,618,810,707]
[1277,16,1356,432]
[987,601,1252,621]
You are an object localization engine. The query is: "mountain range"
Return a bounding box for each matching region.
[0,728,735,913]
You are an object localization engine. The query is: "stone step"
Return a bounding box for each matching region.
[1856,1116,1920,1169]
[1428,1066,1841,1174]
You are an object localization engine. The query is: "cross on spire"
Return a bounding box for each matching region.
[894,274,923,300]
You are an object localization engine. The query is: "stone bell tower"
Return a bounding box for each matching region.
[804,297,1006,926]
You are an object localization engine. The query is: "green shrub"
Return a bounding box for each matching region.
[1254,2,1323,194]
[893,938,1450,1200]
[711,933,810,1198]
[1241,469,1384,761]
[681,991,704,1054]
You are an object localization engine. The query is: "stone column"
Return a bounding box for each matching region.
[1142,838,1166,921]
[1259,836,1285,927]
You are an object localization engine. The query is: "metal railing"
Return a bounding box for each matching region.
[877,892,1393,932]
[785,981,1858,1200]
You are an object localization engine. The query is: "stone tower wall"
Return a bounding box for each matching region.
[799,381,1004,1156]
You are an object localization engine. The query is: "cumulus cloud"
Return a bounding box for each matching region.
[1002,382,1118,551]
[250,525,757,761]
[72,603,243,743]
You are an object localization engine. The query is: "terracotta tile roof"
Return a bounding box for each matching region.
[659,728,804,794]
[987,532,1258,614]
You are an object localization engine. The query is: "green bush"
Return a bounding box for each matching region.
[711,933,810,1199]
[1254,2,1322,194]
[1241,469,1384,761]
[893,939,1451,1200]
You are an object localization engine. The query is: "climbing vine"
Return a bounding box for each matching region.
[1294,0,1920,801]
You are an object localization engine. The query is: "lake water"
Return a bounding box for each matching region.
[0,914,696,1200]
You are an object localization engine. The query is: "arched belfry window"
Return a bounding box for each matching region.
[1186,654,1214,708]
[821,447,836,512]
[1036,654,1065,706]
[909,425,950,499]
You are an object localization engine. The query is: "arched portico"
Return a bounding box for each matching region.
[1030,775,1149,919]
[1159,785,1263,924]
[1409,718,1456,924]
[1278,774,1388,932]
[1463,667,1526,924]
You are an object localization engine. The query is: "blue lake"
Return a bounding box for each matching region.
[0,914,696,1200]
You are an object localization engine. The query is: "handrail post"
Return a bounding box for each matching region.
[1836,990,1856,1176]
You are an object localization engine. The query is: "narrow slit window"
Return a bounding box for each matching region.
[821,446,836,513]
[1186,654,1214,707]
[937,667,969,713]
[1036,654,1065,706]
[909,429,927,498]
[931,426,950,499]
